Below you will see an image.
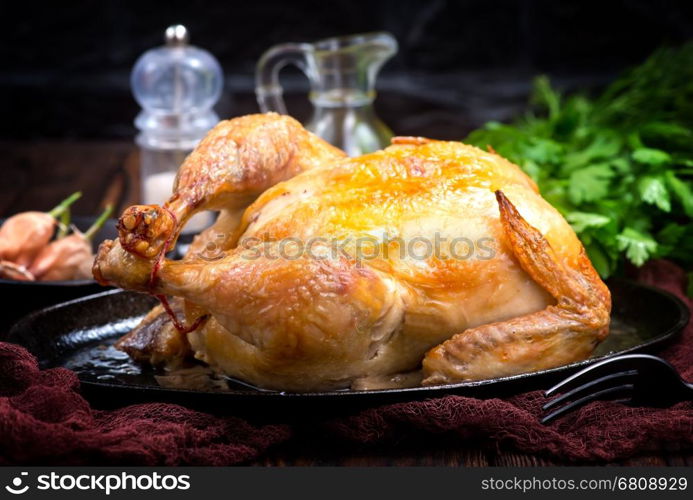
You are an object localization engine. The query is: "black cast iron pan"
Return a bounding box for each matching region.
[7,279,689,420]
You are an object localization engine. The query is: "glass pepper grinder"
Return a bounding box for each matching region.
[131,24,223,233]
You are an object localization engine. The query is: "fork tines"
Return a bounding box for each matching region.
[540,355,652,424]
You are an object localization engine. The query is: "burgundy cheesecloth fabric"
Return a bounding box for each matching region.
[0,260,691,465]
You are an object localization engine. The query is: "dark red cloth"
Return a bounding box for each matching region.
[1,260,691,465]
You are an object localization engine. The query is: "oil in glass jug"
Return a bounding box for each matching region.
[255,32,398,156]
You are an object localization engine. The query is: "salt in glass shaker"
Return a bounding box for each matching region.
[131,24,223,233]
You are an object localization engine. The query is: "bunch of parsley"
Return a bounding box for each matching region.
[466,43,693,290]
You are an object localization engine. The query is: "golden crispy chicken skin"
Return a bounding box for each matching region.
[95,113,610,391]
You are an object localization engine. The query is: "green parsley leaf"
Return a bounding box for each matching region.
[665,171,693,217]
[616,228,658,267]
[638,175,671,212]
[566,212,611,233]
[568,164,614,205]
[632,148,672,166]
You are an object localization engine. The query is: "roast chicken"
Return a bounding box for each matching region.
[94,113,611,391]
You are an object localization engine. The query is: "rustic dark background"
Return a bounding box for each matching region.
[1,0,692,142]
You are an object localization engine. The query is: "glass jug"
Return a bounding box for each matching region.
[255,32,398,156]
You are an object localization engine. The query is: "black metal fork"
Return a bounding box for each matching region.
[542,354,693,424]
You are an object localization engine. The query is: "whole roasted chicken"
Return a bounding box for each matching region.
[94,113,611,391]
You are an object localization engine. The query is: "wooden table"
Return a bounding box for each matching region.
[1,140,691,467]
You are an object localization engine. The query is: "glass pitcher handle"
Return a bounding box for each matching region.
[255,43,313,115]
